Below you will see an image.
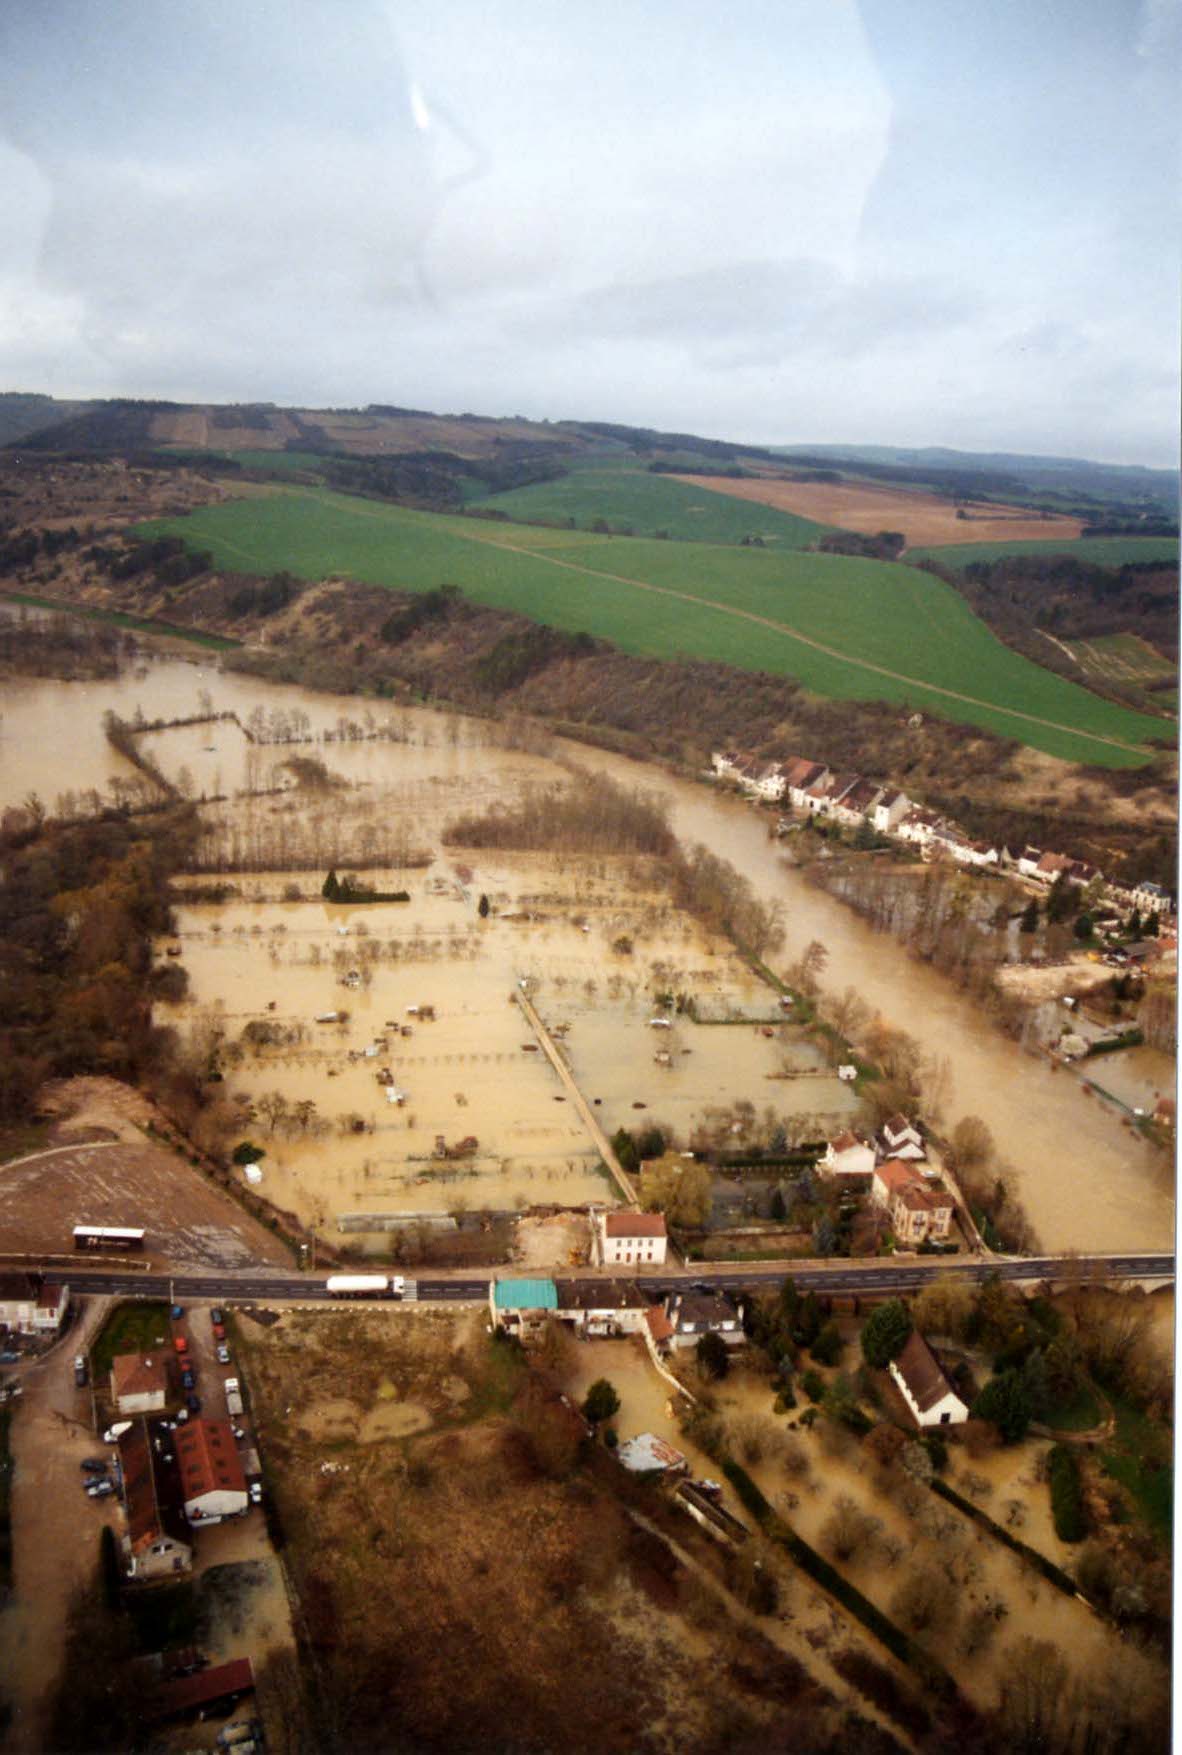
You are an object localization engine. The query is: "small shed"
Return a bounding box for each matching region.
[616,1432,687,1476]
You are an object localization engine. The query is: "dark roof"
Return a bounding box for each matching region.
[118,1419,190,1555]
[0,1272,41,1303]
[892,1331,957,1414]
[669,1290,739,1328]
[150,1657,254,1720]
[555,1279,650,1311]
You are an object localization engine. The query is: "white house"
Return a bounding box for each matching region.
[111,1349,173,1417]
[879,1115,926,1161]
[831,777,882,827]
[889,1331,969,1428]
[175,1418,248,1525]
[0,1273,68,1335]
[1132,880,1172,916]
[785,759,829,811]
[895,808,940,848]
[820,1131,876,1182]
[118,1420,193,1580]
[748,762,787,802]
[872,788,911,833]
[1017,846,1045,879]
[593,1210,668,1268]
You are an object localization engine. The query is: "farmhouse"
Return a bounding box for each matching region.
[593,1209,668,1267]
[489,1277,558,1342]
[555,1278,651,1337]
[175,1417,248,1524]
[819,1130,876,1186]
[889,1331,969,1428]
[1017,846,1044,879]
[895,808,941,848]
[785,759,829,810]
[664,1289,745,1351]
[748,762,788,802]
[0,1272,68,1335]
[832,776,882,827]
[111,1348,174,1417]
[116,1419,192,1580]
[872,1160,954,1247]
[1131,880,1172,915]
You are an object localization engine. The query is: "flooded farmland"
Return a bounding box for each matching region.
[1,649,1173,1251]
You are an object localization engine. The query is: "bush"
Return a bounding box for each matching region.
[811,1322,843,1366]
[1048,1444,1088,1542]
[802,1369,825,1403]
[582,1378,620,1424]
[861,1300,912,1368]
[972,1371,1032,1444]
[696,1331,730,1380]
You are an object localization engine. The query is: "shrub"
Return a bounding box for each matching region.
[810,1322,843,1366]
[1048,1444,1088,1542]
[696,1331,730,1380]
[972,1371,1032,1444]
[582,1378,620,1424]
[802,1369,825,1403]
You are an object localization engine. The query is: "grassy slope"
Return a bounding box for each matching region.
[134,488,1164,765]
[470,462,831,547]
[912,536,1179,570]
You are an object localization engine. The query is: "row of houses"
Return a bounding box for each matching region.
[821,1115,956,1247]
[490,1277,745,1353]
[712,749,1173,914]
[0,1273,69,1336]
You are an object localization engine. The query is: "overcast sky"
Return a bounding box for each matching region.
[0,0,1178,465]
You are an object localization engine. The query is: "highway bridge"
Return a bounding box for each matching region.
[44,1252,1175,1307]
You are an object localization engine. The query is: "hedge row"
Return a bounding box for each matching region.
[1048,1444,1088,1543]
[721,1457,956,1701]
[930,1478,1081,1595]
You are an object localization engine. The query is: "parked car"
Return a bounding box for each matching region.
[79,1457,107,1473]
[185,1393,201,1413]
[248,1482,263,1506]
[73,1353,88,1385]
[86,1480,114,1498]
[231,1426,246,1442]
[170,1304,185,1321]
[173,1336,189,1355]
[0,1351,20,1365]
[216,1345,231,1365]
[209,1308,224,1325]
[103,1421,132,1443]
[181,1369,196,1390]
[212,1323,227,1341]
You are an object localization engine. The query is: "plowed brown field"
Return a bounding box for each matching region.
[672,472,1084,548]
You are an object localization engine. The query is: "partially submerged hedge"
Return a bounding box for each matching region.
[1049,1444,1088,1543]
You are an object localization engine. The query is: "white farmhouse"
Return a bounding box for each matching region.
[176,1417,248,1525]
[872,788,911,833]
[820,1131,876,1183]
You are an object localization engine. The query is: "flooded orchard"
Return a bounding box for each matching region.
[2,648,1173,1251]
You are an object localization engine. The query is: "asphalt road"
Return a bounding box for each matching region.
[46,1254,1174,1307]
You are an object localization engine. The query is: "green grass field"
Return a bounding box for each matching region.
[469,461,830,547]
[133,487,1166,766]
[912,536,1179,571]
[1057,632,1176,718]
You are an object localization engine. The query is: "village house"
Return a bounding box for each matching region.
[554,1278,651,1338]
[747,761,788,802]
[808,772,861,820]
[663,1288,745,1351]
[593,1209,668,1268]
[878,1115,926,1162]
[872,1160,954,1247]
[889,1330,969,1428]
[710,750,744,781]
[1017,846,1044,879]
[1131,879,1172,916]
[616,1432,688,1476]
[175,1417,248,1524]
[895,807,942,848]
[0,1272,68,1336]
[111,1348,175,1417]
[831,776,882,828]
[819,1130,876,1186]
[871,787,911,833]
[785,758,829,811]
[116,1419,193,1580]
[489,1277,558,1343]
[1033,851,1073,885]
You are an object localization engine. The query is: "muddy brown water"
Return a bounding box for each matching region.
[1,655,1172,1250]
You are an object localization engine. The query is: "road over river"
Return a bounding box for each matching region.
[44,1252,1174,1306]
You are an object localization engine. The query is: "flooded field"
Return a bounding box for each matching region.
[2,651,1173,1251]
[168,865,854,1237]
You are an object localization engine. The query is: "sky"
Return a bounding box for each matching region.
[0,0,1178,466]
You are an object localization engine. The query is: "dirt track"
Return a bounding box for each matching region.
[672,473,1084,548]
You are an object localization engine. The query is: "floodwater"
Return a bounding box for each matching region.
[3,650,1173,1250]
[169,864,849,1234]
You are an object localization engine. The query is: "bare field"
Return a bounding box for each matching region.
[0,1138,292,1272]
[235,1308,914,1752]
[672,473,1084,549]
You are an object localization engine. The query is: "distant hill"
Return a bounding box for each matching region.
[0,391,97,447]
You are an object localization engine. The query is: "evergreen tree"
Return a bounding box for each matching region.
[861,1298,913,1368]
[322,869,340,900]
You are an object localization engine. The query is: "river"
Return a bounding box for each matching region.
[0,650,1173,1252]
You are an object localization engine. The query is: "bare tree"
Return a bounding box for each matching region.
[820,1494,881,1564]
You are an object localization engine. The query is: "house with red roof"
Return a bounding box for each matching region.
[593,1209,668,1268]
[175,1417,247,1525]
[871,1160,954,1247]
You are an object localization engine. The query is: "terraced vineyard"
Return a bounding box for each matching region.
[136,487,1166,766]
